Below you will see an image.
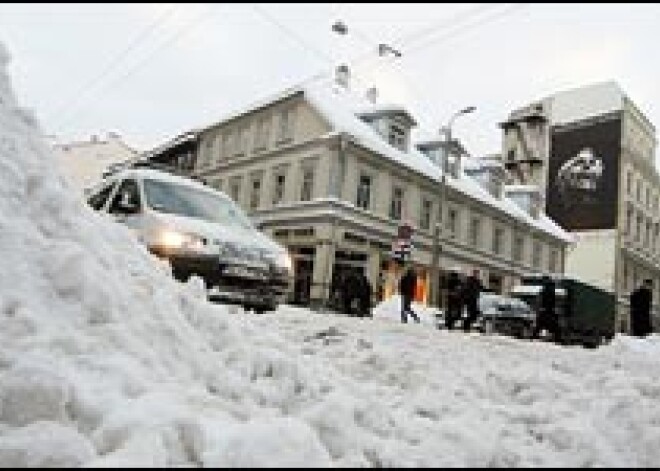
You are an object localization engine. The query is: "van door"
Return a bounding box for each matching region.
[108,178,142,231]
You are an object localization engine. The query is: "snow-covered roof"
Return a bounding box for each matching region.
[355,104,417,126]
[463,157,504,172]
[302,83,573,244]
[505,184,543,194]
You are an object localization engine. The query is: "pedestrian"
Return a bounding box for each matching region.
[342,271,359,316]
[445,271,463,330]
[630,279,654,337]
[399,266,421,324]
[462,269,483,332]
[357,272,372,318]
[534,274,561,341]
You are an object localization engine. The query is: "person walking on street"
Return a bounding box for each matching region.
[400,266,420,324]
[445,271,463,330]
[462,269,483,332]
[534,275,561,341]
[630,279,654,337]
[357,272,372,318]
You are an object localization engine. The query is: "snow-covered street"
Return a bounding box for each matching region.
[1,37,660,468]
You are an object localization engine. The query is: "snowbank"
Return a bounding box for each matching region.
[372,295,440,327]
[1,40,660,467]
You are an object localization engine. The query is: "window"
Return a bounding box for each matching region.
[625,203,634,237]
[550,249,559,273]
[236,125,250,156]
[143,179,253,229]
[420,198,432,231]
[492,226,504,255]
[637,213,644,243]
[627,171,633,196]
[647,220,653,249]
[388,124,407,151]
[223,131,234,158]
[229,176,242,204]
[249,172,263,210]
[356,174,372,210]
[507,149,516,161]
[390,186,404,220]
[646,187,652,209]
[88,183,116,211]
[637,179,643,203]
[272,166,288,205]
[255,115,271,150]
[300,165,315,202]
[532,240,542,269]
[202,136,214,167]
[448,207,458,238]
[469,216,481,248]
[278,107,295,143]
[109,179,141,215]
[513,234,524,262]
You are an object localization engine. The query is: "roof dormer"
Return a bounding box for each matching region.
[357,105,417,152]
[505,184,544,219]
[464,156,506,199]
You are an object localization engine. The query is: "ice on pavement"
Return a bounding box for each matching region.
[1,41,660,467]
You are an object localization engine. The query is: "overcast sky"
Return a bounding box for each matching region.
[2,3,660,158]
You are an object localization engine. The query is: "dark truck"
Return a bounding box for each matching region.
[510,275,616,348]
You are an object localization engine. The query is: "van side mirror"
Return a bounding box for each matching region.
[117,192,139,214]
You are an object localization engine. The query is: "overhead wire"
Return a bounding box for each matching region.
[48,4,180,123]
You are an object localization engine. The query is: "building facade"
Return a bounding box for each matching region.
[53,132,139,192]
[501,81,660,332]
[150,74,572,309]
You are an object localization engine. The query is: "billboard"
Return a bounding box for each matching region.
[547,112,622,231]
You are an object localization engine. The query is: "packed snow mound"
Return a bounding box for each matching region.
[372,295,439,327]
[2,40,660,467]
[0,43,331,467]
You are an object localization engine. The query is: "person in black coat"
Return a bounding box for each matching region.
[630,279,654,337]
[399,267,420,324]
[356,272,372,318]
[445,271,463,330]
[534,275,561,341]
[461,269,483,332]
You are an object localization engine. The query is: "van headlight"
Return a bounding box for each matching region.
[159,230,206,251]
[274,251,293,272]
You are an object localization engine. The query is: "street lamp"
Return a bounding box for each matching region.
[429,106,476,308]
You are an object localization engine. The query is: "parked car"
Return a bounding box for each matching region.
[475,293,536,339]
[511,275,615,348]
[86,165,293,313]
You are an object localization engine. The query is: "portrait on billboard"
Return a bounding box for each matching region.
[555,147,605,207]
[547,113,621,231]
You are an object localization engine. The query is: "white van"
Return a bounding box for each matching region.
[86,166,293,313]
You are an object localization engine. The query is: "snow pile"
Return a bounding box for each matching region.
[372,295,440,327]
[2,41,660,467]
[0,42,332,467]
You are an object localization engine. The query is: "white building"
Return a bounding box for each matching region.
[502,81,659,332]
[53,132,139,192]
[184,69,572,309]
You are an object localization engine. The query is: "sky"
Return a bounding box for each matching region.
[1,3,659,158]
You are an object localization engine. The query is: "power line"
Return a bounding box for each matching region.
[56,4,219,131]
[402,3,530,59]
[249,3,335,65]
[47,4,180,122]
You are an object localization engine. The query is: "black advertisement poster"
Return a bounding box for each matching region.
[547,113,622,231]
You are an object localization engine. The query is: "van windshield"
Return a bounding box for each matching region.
[143,179,253,230]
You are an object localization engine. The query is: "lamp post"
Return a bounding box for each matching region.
[429,106,476,308]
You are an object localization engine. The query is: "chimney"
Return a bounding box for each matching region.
[335,64,350,90]
[366,87,378,104]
